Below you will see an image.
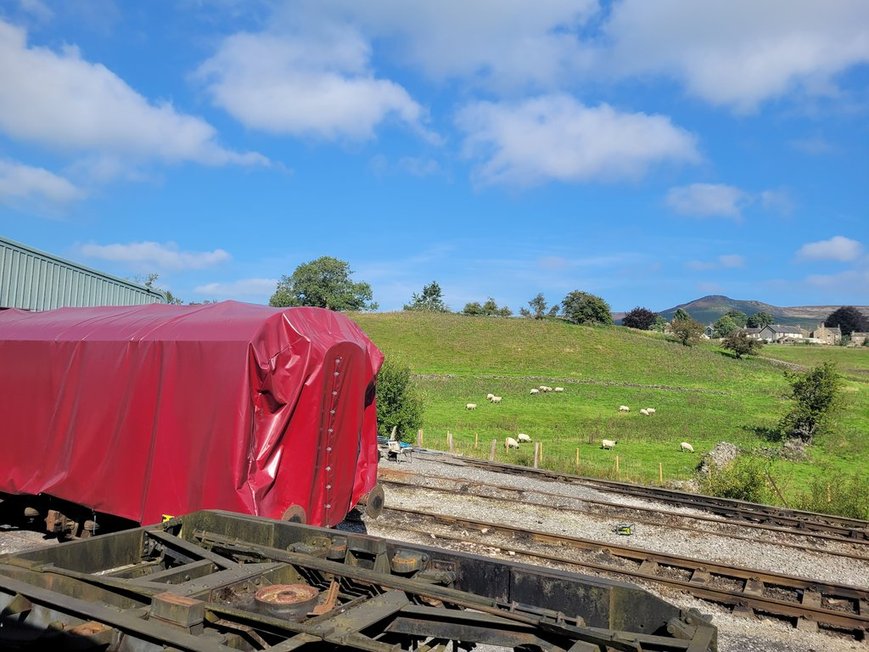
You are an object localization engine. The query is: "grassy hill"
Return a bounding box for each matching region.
[657,294,869,328]
[352,312,869,517]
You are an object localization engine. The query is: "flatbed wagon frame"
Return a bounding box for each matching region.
[0,510,717,651]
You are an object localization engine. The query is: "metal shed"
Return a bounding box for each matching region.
[0,235,166,310]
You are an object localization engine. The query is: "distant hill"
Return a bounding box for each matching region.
[656,295,869,327]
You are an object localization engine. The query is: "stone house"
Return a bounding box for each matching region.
[758,324,807,343]
[850,332,869,346]
[809,323,842,345]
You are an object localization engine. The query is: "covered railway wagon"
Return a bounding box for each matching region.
[0,301,384,530]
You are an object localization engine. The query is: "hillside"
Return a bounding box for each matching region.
[351,311,869,517]
[657,294,869,327]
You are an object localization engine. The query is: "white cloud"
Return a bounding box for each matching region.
[286,0,597,90]
[602,0,869,112]
[0,159,85,205]
[687,254,745,271]
[796,236,863,262]
[79,241,231,271]
[194,278,278,297]
[197,28,427,141]
[806,269,869,291]
[456,95,699,187]
[666,183,747,219]
[0,20,264,168]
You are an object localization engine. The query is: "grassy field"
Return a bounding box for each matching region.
[352,312,869,516]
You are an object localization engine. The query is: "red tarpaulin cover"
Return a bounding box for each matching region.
[0,301,383,527]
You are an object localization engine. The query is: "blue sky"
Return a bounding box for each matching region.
[0,1,867,313]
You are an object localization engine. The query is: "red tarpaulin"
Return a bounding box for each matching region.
[0,301,383,526]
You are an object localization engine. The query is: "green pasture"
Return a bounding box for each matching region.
[352,313,868,514]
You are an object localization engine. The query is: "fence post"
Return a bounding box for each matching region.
[489,439,497,462]
[447,431,454,453]
[575,447,580,470]
[658,462,663,484]
[533,442,540,469]
[417,429,423,448]
[474,432,479,449]
[615,455,620,478]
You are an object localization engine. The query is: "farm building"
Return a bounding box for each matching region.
[0,235,165,310]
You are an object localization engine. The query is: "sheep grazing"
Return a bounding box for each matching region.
[554,387,564,392]
[542,386,553,392]
[466,403,477,410]
[504,437,520,449]
[486,393,495,401]
[601,439,617,450]
[680,442,694,453]
[530,388,540,395]
[517,433,532,443]
[491,396,502,404]
[539,385,547,391]
[639,408,650,416]
[618,405,630,412]
[646,408,656,415]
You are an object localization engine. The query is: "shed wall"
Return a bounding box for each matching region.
[0,236,165,310]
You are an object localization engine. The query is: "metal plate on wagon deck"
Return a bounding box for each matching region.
[0,509,717,651]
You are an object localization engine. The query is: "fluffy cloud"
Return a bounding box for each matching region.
[79,241,231,271]
[796,236,863,262]
[603,0,869,111]
[0,159,85,206]
[197,27,426,140]
[456,95,699,187]
[194,278,278,297]
[666,184,747,219]
[0,20,263,167]
[687,254,746,271]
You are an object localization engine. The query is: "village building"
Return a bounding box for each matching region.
[809,323,842,345]
[757,324,808,343]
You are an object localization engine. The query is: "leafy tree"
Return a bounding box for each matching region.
[825,306,869,336]
[269,256,376,311]
[724,310,748,327]
[404,281,449,312]
[561,291,613,326]
[463,302,484,316]
[375,360,423,442]
[673,308,692,322]
[712,315,738,338]
[528,293,548,319]
[141,273,183,304]
[722,330,764,359]
[622,306,658,330]
[518,307,532,318]
[778,362,842,444]
[547,305,560,318]
[652,315,668,332]
[670,317,705,346]
[746,311,774,328]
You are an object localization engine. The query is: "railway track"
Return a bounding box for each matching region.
[424,452,869,542]
[378,470,869,562]
[378,505,869,639]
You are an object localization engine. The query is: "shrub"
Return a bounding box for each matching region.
[794,469,869,520]
[699,459,769,503]
[777,362,842,444]
[375,359,423,442]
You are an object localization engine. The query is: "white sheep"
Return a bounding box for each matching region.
[601,439,617,450]
[491,396,502,404]
[466,403,477,410]
[639,408,650,416]
[646,408,656,415]
[504,437,520,449]
[486,393,495,401]
[539,385,547,390]
[530,388,540,395]
[554,387,564,392]
[680,442,694,453]
[542,386,553,392]
[517,433,532,443]
[618,405,630,412]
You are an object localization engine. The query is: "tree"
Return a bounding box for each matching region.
[722,330,764,359]
[673,308,692,322]
[463,298,511,317]
[724,310,748,327]
[712,315,738,338]
[547,305,560,318]
[463,302,484,316]
[404,281,449,312]
[561,291,613,326]
[670,317,704,346]
[746,311,774,328]
[528,293,548,319]
[778,362,842,444]
[652,315,668,332]
[622,306,658,330]
[269,256,377,311]
[375,359,423,442]
[141,273,183,304]
[518,307,532,318]
[825,306,869,336]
